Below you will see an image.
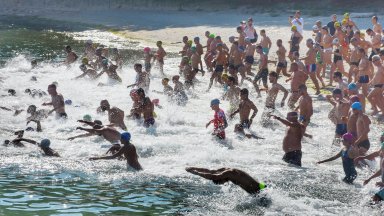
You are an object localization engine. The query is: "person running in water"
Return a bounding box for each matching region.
[270,112,305,167]
[97,100,127,130]
[90,132,143,171]
[186,167,266,195]
[206,99,228,139]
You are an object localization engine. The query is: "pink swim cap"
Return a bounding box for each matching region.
[143,47,151,52]
[342,133,354,141]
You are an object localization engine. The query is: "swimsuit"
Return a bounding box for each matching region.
[369,48,381,61]
[358,75,369,84]
[143,117,155,128]
[333,54,342,64]
[283,150,302,167]
[238,119,250,129]
[335,124,347,136]
[299,115,310,124]
[357,139,370,150]
[254,68,269,86]
[374,84,384,88]
[245,56,254,64]
[350,61,359,67]
[290,36,300,53]
[277,61,287,68]
[262,47,269,55]
[213,109,227,139]
[306,64,317,73]
[58,113,68,118]
[215,65,224,73]
[145,62,151,72]
[341,147,357,184]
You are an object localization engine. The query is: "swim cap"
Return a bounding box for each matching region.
[216,43,223,47]
[209,33,215,38]
[79,64,87,70]
[182,56,189,62]
[172,75,180,81]
[348,83,357,90]
[65,99,72,105]
[291,25,297,31]
[82,58,89,64]
[190,46,196,52]
[349,95,360,103]
[83,114,92,122]
[40,139,50,148]
[143,47,151,52]
[259,182,266,190]
[342,133,354,141]
[221,73,229,79]
[121,132,131,142]
[210,99,220,106]
[344,13,350,18]
[30,76,37,81]
[102,58,109,66]
[187,40,193,46]
[229,36,235,42]
[194,37,200,42]
[351,102,362,111]
[332,88,342,95]
[312,25,319,31]
[360,32,365,38]
[52,81,58,87]
[332,38,339,45]
[334,22,341,28]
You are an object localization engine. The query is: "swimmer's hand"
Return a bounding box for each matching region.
[376,182,384,187]
[89,157,98,161]
[76,127,83,130]
[354,156,366,165]
[206,121,212,128]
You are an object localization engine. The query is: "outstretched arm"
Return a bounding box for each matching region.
[271,115,294,127]
[68,133,94,141]
[317,151,342,164]
[16,138,38,145]
[364,169,382,185]
[90,145,125,160]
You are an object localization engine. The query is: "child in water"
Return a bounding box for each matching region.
[317,133,359,184]
[206,99,228,139]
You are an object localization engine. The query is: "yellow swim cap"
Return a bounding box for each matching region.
[82,57,88,64]
[334,22,341,28]
[360,32,365,38]
[291,25,297,31]
[342,19,347,25]
[187,40,193,46]
[221,73,229,79]
[344,13,350,18]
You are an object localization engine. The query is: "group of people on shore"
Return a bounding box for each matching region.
[2,11,384,203]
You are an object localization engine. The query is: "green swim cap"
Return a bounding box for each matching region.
[259,182,266,190]
[83,114,92,122]
[209,33,215,38]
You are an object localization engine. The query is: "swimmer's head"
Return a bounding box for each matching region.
[240,88,249,99]
[162,78,170,86]
[134,63,143,72]
[287,111,298,121]
[27,105,37,114]
[136,88,145,98]
[349,95,360,103]
[102,58,109,66]
[276,39,282,46]
[291,25,297,31]
[351,102,362,113]
[312,25,319,32]
[79,64,87,71]
[372,55,381,64]
[83,114,92,122]
[40,139,50,149]
[334,22,341,28]
[236,26,242,32]
[342,133,354,143]
[93,120,102,126]
[306,38,314,47]
[14,130,24,138]
[156,41,162,46]
[193,37,200,43]
[290,62,299,72]
[121,132,131,143]
[100,99,110,111]
[321,26,329,33]
[210,99,220,109]
[333,71,342,81]
[65,99,72,105]
[31,59,37,68]
[172,75,180,82]
[228,76,236,84]
[332,88,342,96]
[298,84,307,95]
[82,57,89,65]
[47,84,57,96]
[221,73,228,81]
[269,71,278,83]
[256,45,262,53]
[30,76,37,81]
[143,47,151,53]
[205,31,210,37]
[182,36,188,43]
[259,182,266,190]
[366,28,374,36]
[209,33,215,39]
[130,89,138,99]
[181,56,189,63]
[215,36,221,41]
[3,140,10,146]
[229,36,235,43]
[93,124,103,130]
[341,19,347,25]
[260,29,266,35]
[96,48,103,55]
[344,12,350,19]
[85,39,93,45]
[65,45,72,52]
[348,82,358,91]
[8,89,16,96]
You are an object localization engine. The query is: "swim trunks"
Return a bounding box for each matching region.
[238,119,250,129]
[262,47,269,55]
[358,75,369,84]
[245,56,254,64]
[357,139,370,150]
[215,65,224,73]
[341,148,357,184]
[306,64,317,73]
[374,84,384,88]
[333,55,342,63]
[350,62,359,67]
[143,117,155,128]
[283,150,302,167]
[145,62,151,72]
[277,61,287,68]
[335,124,347,136]
[254,68,269,86]
[375,188,384,200]
[299,115,310,125]
[58,113,68,118]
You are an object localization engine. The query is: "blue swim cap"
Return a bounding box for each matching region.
[121,132,131,142]
[210,99,220,106]
[332,88,342,95]
[348,83,357,90]
[40,139,50,148]
[351,102,362,111]
[65,99,72,105]
[102,59,108,66]
[194,36,200,41]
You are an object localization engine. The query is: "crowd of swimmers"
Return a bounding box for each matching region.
[2,10,384,203]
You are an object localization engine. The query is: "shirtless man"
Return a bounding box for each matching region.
[349,38,362,83]
[366,28,382,62]
[204,33,215,71]
[172,75,188,106]
[90,132,143,171]
[261,72,288,127]
[372,16,383,34]
[259,29,272,55]
[190,47,200,78]
[67,119,103,140]
[127,64,149,92]
[84,40,95,60]
[42,84,67,118]
[207,43,227,91]
[236,26,246,53]
[102,64,122,83]
[26,105,47,132]
[243,38,256,77]
[64,45,78,65]
[276,39,289,77]
[287,62,307,109]
[357,48,370,96]
[367,55,384,115]
[153,78,173,97]
[223,76,241,114]
[231,41,245,84]
[301,39,320,94]
[321,26,333,78]
[92,48,106,70]
[185,167,266,195]
[75,64,98,79]
[270,112,305,167]
[327,89,350,139]
[131,88,155,128]
[76,124,122,155]
[230,88,259,138]
[295,85,313,127]
[350,102,371,156]
[155,41,166,75]
[97,99,127,130]
[253,45,268,97]
[194,37,204,73]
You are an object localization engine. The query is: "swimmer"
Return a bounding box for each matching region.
[97,100,127,130]
[270,112,305,167]
[130,88,155,128]
[326,89,350,140]
[67,120,103,141]
[127,64,150,92]
[90,132,143,171]
[3,130,26,147]
[15,138,59,157]
[154,41,166,75]
[143,47,154,74]
[75,64,98,79]
[367,55,384,115]
[351,102,371,156]
[171,75,188,106]
[64,45,78,65]
[252,46,269,97]
[259,29,271,55]
[301,39,320,94]
[222,76,241,114]
[152,78,173,97]
[193,37,204,72]
[265,72,288,109]
[317,133,359,184]
[276,39,289,77]
[206,99,228,139]
[207,43,228,91]
[42,84,67,118]
[186,167,266,195]
[294,84,313,127]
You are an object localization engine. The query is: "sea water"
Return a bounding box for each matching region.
[0,15,383,216]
